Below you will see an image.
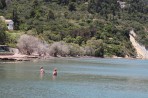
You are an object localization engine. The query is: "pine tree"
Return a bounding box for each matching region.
[0,0,6,9]
[12,9,19,30]
[68,3,76,11]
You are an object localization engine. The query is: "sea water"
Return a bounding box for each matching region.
[0,58,148,98]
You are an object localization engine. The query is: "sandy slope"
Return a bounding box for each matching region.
[129,30,148,59]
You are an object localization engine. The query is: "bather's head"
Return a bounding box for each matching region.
[54,68,57,71]
[40,66,43,69]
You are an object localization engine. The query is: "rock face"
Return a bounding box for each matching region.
[129,30,148,59]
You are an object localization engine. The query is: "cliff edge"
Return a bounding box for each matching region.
[129,30,148,59]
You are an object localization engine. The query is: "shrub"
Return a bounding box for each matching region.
[85,37,104,57]
[17,34,49,56]
[49,41,70,57]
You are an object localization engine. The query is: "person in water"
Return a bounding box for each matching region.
[40,66,45,80]
[53,68,57,76]
[40,66,45,74]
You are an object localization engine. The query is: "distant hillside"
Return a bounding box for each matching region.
[0,0,147,58]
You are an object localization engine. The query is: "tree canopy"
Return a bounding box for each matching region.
[0,0,147,57]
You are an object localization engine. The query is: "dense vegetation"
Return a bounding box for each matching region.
[0,0,148,57]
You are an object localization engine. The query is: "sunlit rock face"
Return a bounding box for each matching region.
[129,30,148,59]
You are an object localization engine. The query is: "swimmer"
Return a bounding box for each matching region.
[40,66,45,74]
[53,68,57,76]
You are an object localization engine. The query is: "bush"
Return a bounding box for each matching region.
[17,34,49,56]
[49,41,70,57]
[69,43,84,56]
[0,21,8,44]
[49,42,84,57]
[85,37,104,57]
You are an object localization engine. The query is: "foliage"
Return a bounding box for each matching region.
[0,0,147,57]
[17,34,49,56]
[0,20,8,44]
[85,37,104,57]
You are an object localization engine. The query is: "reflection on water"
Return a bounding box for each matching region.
[52,75,57,80]
[0,58,148,98]
[40,73,44,80]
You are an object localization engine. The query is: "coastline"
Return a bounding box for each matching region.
[0,53,146,61]
[0,54,37,61]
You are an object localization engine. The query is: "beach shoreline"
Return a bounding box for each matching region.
[0,53,146,61]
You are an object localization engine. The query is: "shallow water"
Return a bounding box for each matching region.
[0,58,148,98]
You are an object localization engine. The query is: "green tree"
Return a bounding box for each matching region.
[110,3,116,20]
[47,10,55,20]
[0,1,3,9]
[58,0,69,5]
[32,0,39,9]
[0,21,8,44]
[74,36,83,45]
[85,37,104,57]
[68,3,76,11]
[12,9,19,30]
[0,0,6,9]
[44,0,51,2]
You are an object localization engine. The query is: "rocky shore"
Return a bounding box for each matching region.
[0,54,38,61]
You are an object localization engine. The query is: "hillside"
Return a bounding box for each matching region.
[0,0,148,58]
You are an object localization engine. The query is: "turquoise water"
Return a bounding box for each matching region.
[0,58,148,98]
